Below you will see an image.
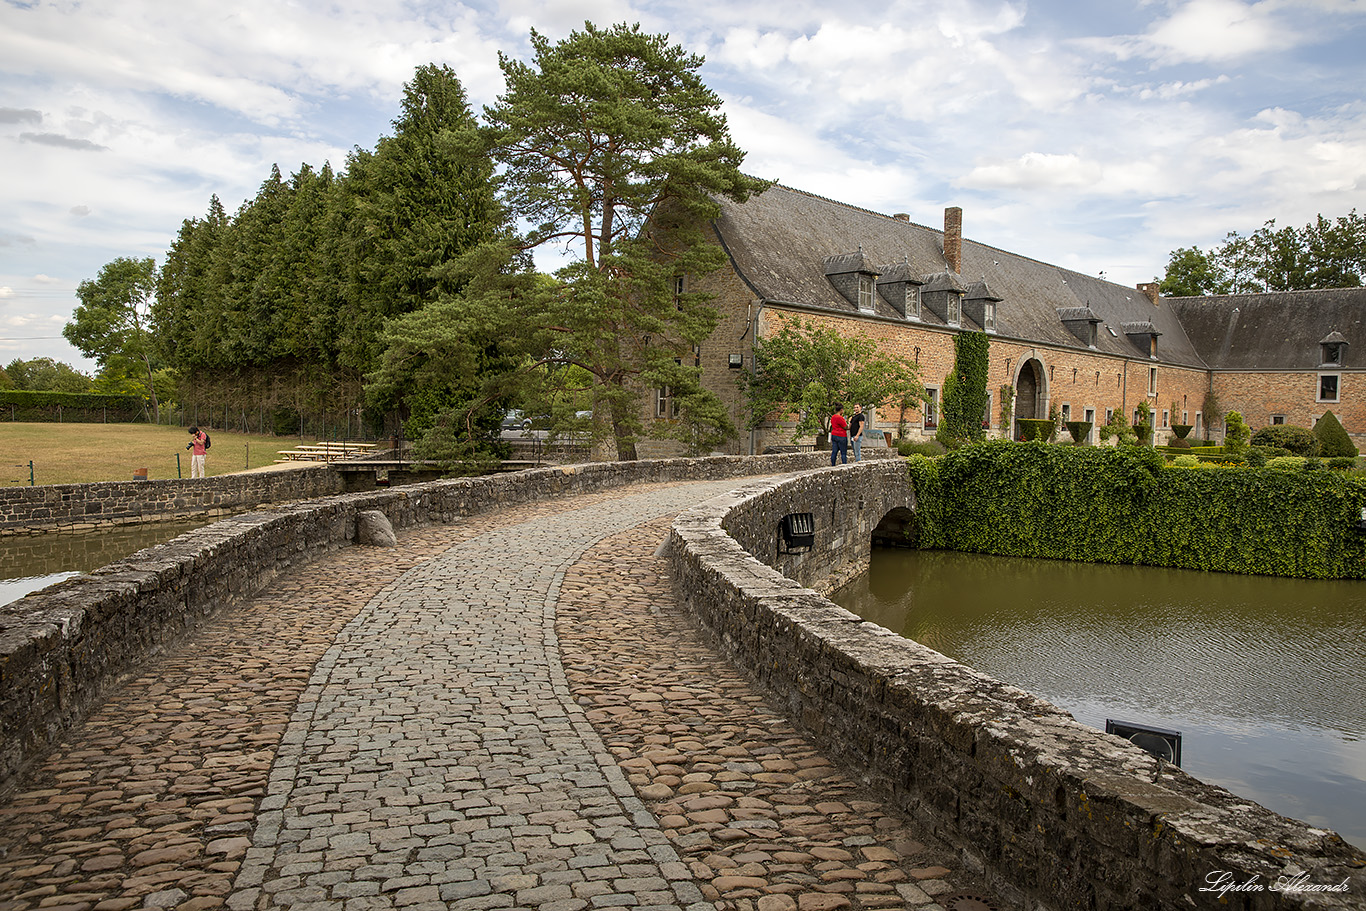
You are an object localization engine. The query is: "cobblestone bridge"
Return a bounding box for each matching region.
[0,478,1008,911]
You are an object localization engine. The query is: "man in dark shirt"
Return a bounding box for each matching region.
[849,404,867,461]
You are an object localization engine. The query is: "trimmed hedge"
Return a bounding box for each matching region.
[905,440,1366,578]
[1250,424,1318,456]
[0,391,143,423]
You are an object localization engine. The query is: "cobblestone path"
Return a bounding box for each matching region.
[0,480,1010,911]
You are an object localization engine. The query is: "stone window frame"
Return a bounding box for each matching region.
[923,386,939,430]
[1060,402,1071,423]
[1318,373,1341,404]
[1161,409,1170,429]
[1270,414,1287,425]
[1148,366,1158,396]
[1083,407,1096,444]
[981,390,992,430]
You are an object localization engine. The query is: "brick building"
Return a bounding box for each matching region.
[641,183,1363,456]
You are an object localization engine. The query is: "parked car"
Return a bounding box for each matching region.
[501,409,532,432]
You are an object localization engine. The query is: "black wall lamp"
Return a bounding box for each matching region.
[780,512,815,554]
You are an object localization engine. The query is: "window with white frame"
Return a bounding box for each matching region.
[1319,373,1341,403]
[1271,414,1286,425]
[1161,409,1169,428]
[1148,367,1157,395]
[858,274,875,312]
[656,386,677,418]
[1061,403,1071,422]
[1084,408,1095,443]
[983,301,996,332]
[924,387,939,429]
[947,293,961,327]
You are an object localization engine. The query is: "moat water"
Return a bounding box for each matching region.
[0,518,212,609]
[832,548,1366,851]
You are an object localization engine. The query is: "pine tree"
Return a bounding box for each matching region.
[485,22,768,459]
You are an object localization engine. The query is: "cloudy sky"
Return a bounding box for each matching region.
[3,0,1365,371]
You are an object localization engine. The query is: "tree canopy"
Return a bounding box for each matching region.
[483,21,767,459]
[4,357,92,393]
[65,256,162,419]
[1160,211,1366,296]
[742,317,923,441]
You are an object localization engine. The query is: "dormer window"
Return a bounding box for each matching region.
[822,250,880,313]
[1320,331,1348,366]
[919,271,967,326]
[1057,307,1100,347]
[983,301,996,331]
[1123,320,1161,358]
[876,260,923,320]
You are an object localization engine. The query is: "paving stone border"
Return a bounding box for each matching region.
[0,453,870,794]
[667,461,1366,911]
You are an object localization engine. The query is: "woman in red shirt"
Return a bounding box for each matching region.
[830,403,849,465]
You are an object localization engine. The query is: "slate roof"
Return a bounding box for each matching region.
[1167,288,1366,370]
[712,183,1208,368]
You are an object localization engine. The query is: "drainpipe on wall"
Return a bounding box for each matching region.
[1122,360,1129,423]
[747,300,766,456]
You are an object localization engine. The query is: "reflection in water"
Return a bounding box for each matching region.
[833,548,1366,850]
[0,518,212,608]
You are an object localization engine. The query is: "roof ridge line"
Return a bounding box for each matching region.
[768,182,1143,294]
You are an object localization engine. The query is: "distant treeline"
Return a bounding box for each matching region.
[0,391,143,423]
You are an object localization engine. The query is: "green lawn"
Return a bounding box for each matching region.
[1,423,313,485]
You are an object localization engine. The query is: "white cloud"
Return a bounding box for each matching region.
[1,0,1365,363]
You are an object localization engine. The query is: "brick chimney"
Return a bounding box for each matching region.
[1137,281,1160,306]
[944,207,962,274]
[893,212,910,221]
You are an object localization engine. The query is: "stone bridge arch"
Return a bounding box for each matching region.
[871,506,917,548]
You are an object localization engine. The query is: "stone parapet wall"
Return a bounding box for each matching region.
[0,468,347,535]
[0,452,855,791]
[668,462,1366,911]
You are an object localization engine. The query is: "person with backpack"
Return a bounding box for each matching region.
[187,426,209,478]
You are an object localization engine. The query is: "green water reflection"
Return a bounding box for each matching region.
[831,548,1366,850]
[0,518,212,608]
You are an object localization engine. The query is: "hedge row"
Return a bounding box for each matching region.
[905,440,1366,578]
[0,391,143,423]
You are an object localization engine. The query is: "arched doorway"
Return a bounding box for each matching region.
[1014,358,1046,438]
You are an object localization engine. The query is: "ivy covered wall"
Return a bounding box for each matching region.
[906,441,1366,578]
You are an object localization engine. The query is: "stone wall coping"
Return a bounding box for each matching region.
[668,462,1366,910]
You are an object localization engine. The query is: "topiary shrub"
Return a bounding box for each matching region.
[1314,411,1358,458]
[1172,454,1200,467]
[1065,420,1092,445]
[1245,449,1268,467]
[1250,424,1319,456]
[1017,418,1055,442]
[1266,456,1306,471]
[1224,411,1250,456]
[1328,456,1357,470]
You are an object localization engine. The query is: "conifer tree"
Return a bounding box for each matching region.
[485,22,767,459]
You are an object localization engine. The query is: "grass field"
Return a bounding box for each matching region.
[1,423,316,485]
